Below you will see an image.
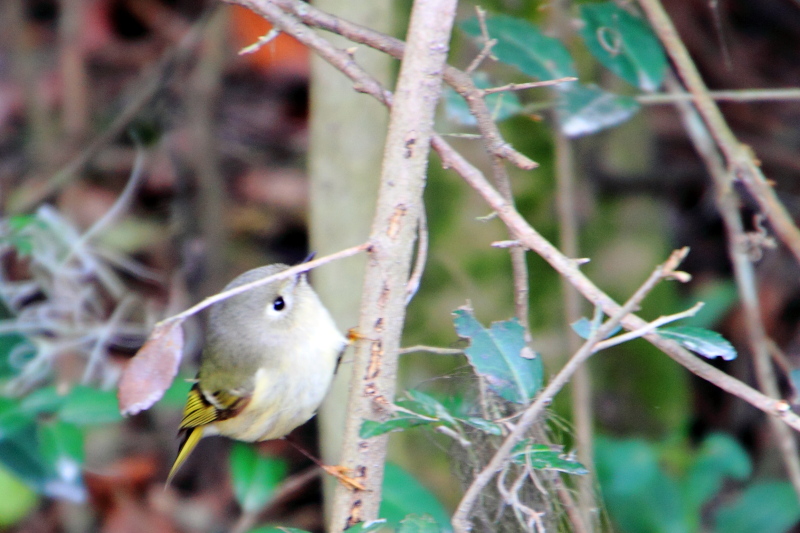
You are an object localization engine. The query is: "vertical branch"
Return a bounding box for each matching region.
[59,0,89,142]
[489,158,530,335]
[308,0,393,519]
[548,0,595,525]
[188,7,229,295]
[329,0,457,530]
[555,133,594,531]
[665,75,800,500]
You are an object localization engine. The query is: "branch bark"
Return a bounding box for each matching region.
[325,0,456,529]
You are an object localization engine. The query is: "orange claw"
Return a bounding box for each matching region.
[347,327,367,344]
[322,464,366,491]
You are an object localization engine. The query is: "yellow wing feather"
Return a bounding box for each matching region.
[166,384,250,485]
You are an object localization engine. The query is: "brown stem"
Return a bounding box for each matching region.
[452,249,692,532]
[636,0,800,266]
[664,74,800,499]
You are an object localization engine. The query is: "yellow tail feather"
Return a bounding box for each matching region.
[165,427,204,486]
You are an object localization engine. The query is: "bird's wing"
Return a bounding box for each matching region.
[166,384,251,485]
[179,383,250,429]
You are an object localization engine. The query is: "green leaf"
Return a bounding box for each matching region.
[578,3,667,91]
[461,15,576,80]
[570,317,622,340]
[444,72,522,126]
[38,421,84,470]
[0,397,35,438]
[594,436,686,533]
[58,386,123,426]
[684,433,751,515]
[360,416,434,439]
[452,308,542,403]
[714,481,800,533]
[658,326,737,361]
[0,424,49,491]
[402,390,458,427]
[19,386,66,416]
[380,463,451,531]
[344,520,390,532]
[556,83,640,137]
[1,215,43,255]
[230,443,288,513]
[397,514,441,533]
[511,440,588,475]
[461,417,503,436]
[37,421,85,502]
[0,464,38,527]
[0,332,33,379]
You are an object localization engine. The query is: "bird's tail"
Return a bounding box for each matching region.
[165,427,203,486]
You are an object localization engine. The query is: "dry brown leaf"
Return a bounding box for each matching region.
[118,320,185,416]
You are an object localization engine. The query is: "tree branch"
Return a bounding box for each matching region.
[636,0,800,266]
[452,248,693,532]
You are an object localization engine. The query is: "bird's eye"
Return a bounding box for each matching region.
[272,296,285,311]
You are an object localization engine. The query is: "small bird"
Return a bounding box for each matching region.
[167,264,346,484]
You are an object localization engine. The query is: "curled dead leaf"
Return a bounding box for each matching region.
[118,320,185,416]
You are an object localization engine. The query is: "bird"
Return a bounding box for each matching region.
[166,264,347,485]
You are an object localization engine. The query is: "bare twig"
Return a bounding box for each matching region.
[638,88,800,104]
[268,0,538,170]
[67,141,147,257]
[636,0,800,265]
[165,242,371,324]
[452,249,692,532]
[664,72,800,499]
[238,27,280,55]
[465,7,497,74]
[234,0,800,439]
[481,77,577,95]
[398,345,463,356]
[432,135,800,432]
[406,209,429,304]
[592,302,703,352]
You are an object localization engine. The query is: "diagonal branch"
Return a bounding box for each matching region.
[636,0,800,266]
[452,248,694,532]
[269,0,538,171]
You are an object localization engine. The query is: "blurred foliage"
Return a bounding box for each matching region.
[594,433,800,533]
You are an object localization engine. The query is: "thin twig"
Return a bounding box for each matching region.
[67,141,147,256]
[637,88,800,104]
[398,345,463,356]
[663,71,800,500]
[481,77,577,95]
[452,249,692,532]
[267,0,538,170]
[433,134,800,430]
[592,302,703,352]
[636,0,800,265]
[465,7,497,74]
[406,209,429,304]
[164,242,370,324]
[237,0,800,439]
